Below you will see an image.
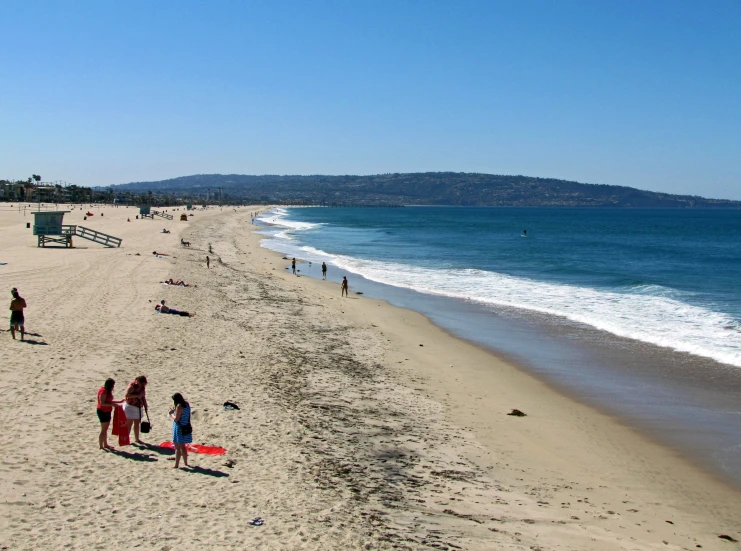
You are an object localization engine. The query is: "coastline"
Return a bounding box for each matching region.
[258,207,741,489]
[1,205,740,550]
[288,256,741,489]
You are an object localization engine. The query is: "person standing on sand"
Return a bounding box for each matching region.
[291,258,296,275]
[123,376,149,444]
[206,255,210,269]
[9,288,26,341]
[169,393,192,469]
[341,276,348,297]
[321,262,327,280]
[97,378,123,450]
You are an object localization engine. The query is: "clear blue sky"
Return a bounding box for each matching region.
[1,1,739,199]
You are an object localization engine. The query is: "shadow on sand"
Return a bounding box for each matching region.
[141,443,175,456]
[185,466,229,478]
[110,448,158,462]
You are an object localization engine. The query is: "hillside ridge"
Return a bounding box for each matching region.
[110,172,740,207]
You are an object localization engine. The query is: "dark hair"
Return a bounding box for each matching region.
[104,378,115,392]
[11,288,19,299]
[172,393,188,408]
[136,375,147,385]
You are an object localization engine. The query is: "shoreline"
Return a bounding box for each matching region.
[250,216,741,536]
[1,205,740,550]
[256,209,741,490]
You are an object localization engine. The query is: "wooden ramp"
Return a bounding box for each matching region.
[152,210,174,220]
[62,225,123,248]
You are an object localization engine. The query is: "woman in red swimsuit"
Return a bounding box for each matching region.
[97,378,123,449]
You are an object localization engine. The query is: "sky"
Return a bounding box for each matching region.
[1,1,740,199]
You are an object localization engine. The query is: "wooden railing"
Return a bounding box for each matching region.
[152,210,174,220]
[61,225,122,248]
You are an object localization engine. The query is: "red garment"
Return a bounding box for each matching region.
[158,441,226,456]
[111,406,130,446]
[97,387,113,412]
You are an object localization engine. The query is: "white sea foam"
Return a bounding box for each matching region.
[257,211,741,368]
[256,209,322,233]
[335,257,741,367]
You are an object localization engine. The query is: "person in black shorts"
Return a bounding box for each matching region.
[97,378,123,449]
[321,262,327,280]
[9,288,26,341]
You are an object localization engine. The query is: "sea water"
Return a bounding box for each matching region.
[256,206,741,484]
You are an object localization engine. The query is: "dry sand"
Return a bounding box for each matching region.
[1,203,740,550]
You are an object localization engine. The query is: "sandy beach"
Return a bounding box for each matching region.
[1,204,740,551]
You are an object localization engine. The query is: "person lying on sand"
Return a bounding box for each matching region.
[161,279,190,286]
[155,300,195,317]
[152,251,169,257]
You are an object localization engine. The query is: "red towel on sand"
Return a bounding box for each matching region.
[159,441,226,456]
[111,406,130,446]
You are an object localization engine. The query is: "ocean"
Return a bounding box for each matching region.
[256,206,741,484]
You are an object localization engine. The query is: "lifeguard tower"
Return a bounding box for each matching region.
[32,211,122,248]
[139,205,173,220]
[33,211,71,247]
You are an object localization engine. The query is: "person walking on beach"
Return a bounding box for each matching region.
[97,378,123,450]
[123,376,149,444]
[291,258,296,275]
[341,276,348,297]
[206,255,210,269]
[321,262,327,280]
[169,393,192,469]
[9,288,26,341]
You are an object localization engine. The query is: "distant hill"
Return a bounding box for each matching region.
[110,173,741,208]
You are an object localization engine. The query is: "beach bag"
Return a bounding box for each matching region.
[179,421,193,435]
[140,407,152,434]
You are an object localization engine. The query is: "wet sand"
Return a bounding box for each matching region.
[288,261,741,489]
[1,204,740,550]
